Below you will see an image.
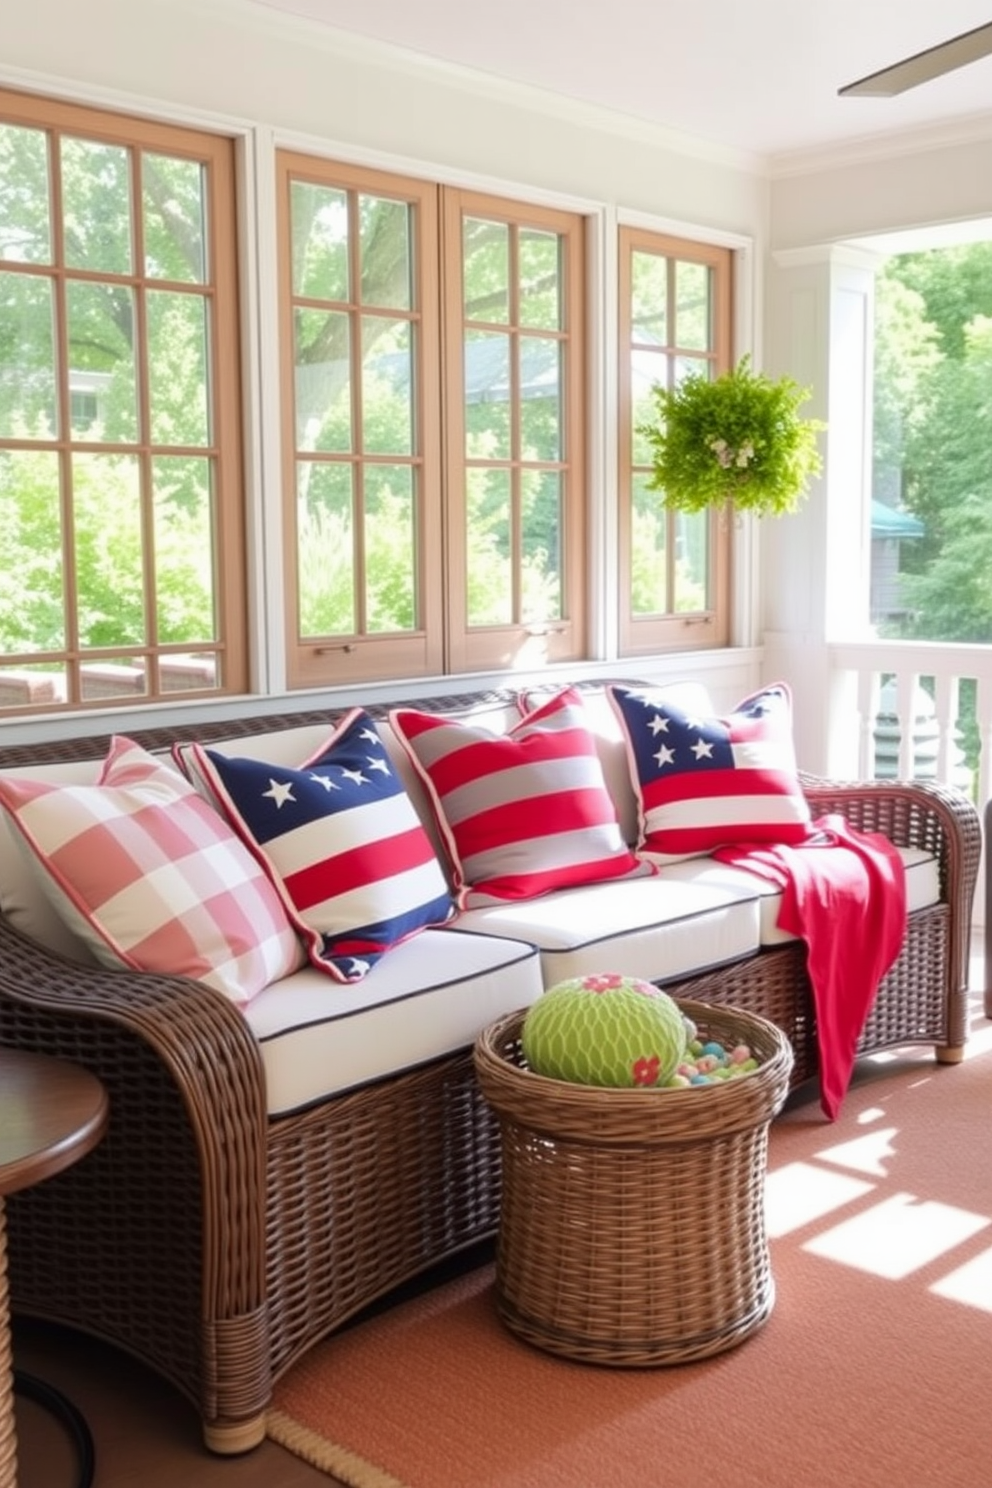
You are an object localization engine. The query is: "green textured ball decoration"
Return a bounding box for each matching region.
[521,974,688,1088]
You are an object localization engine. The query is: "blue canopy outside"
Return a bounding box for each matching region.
[871,500,924,538]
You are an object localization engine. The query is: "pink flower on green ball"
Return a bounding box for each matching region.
[632,1055,661,1086]
[581,973,626,993]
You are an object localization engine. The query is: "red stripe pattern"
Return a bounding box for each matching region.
[390,688,650,909]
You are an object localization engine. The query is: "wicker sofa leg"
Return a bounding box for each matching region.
[202,1414,267,1455]
[198,1307,272,1454]
[934,1044,966,1065]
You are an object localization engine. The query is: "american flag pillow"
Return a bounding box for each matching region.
[389,688,650,909]
[189,710,455,984]
[608,682,812,861]
[0,736,304,1005]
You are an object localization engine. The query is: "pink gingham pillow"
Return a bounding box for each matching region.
[0,736,304,1005]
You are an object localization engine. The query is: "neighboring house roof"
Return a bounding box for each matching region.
[871,500,925,539]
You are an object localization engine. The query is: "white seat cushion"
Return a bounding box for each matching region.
[454,872,762,987]
[245,927,543,1116]
[662,844,940,945]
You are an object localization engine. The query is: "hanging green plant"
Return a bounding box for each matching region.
[639,355,826,518]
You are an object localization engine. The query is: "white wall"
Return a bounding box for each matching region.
[770,125,992,250]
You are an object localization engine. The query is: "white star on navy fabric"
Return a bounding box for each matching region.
[366,754,391,775]
[646,714,670,736]
[653,743,676,767]
[340,766,369,787]
[691,738,715,760]
[308,771,341,791]
[263,778,296,808]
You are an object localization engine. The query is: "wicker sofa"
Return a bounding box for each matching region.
[0,682,980,1454]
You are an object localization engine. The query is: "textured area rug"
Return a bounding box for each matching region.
[268,1002,992,1488]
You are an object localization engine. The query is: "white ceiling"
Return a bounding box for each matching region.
[250,0,992,162]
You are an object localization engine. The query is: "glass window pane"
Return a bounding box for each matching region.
[465,329,510,458]
[674,509,709,611]
[143,153,206,283]
[360,195,411,310]
[297,460,355,637]
[0,123,51,265]
[147,289,209,447]
[364,464,415,633]
[362,316,412,455]
[521,469,562,623]
[291,181,348,301]
[518,229,560,330]
[80,656,148,700]
[61,136,133,275]
[631,348,669,467]
[630,471,668,616]
[675,353,709,387]
[0,448,64,650]
[66,280,137,443]
[152,455,216,643]
[466,466,511,625]
[520,337,561,462]
[0,270,57,438]
[71,452,145,646]
[675,260,711,351]
[632,251,667,345]
[157,651,219,693]
[0,663,64,709]
[464,216,508,324]
[295,307,351,452]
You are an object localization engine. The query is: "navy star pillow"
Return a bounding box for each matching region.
[187,709,456,982]
[607,682,811,862]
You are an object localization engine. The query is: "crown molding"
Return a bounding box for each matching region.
[207,0,767,176]
[769,108,992,179]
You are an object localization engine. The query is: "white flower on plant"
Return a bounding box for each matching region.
[710,436,754,470]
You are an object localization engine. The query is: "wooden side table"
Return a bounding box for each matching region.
[0,1049,108,1488]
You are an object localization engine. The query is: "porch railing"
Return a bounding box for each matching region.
[829,637,990,928]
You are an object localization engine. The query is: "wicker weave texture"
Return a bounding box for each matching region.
[0,1205,14,1488]
[474,1001,793,1366]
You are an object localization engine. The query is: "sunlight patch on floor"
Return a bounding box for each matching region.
[811,1127,898,1176]
[930,1246,992,1312]
[802,1192,990,1278]
[764,1161,874,1237]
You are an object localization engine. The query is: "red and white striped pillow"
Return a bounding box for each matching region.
[0,736,304,1005]
[389,688,649,909]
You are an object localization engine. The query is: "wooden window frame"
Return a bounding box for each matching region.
[277,157,588,690]
[0,88,247,713]
[618,226,733,656]
[441,188,587,675]
[276,152,444,690]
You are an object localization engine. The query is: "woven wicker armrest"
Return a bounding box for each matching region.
[0,911,269,1437]
[797,772,981,996]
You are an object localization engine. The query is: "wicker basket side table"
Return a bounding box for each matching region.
[473,998,793,1367]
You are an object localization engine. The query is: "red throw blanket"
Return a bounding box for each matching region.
[713,814,907,1120]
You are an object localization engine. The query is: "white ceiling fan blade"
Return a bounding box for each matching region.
[839,20,992,97]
